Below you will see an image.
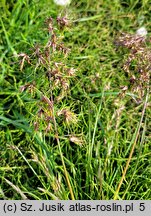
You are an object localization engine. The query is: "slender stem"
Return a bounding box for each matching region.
[50,92,75,200]
[113,89,149,200]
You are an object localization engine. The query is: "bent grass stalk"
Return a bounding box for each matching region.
[4,178,27,200]
[113,88,149,200]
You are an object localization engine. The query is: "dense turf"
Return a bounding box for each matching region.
[0,0,151,200]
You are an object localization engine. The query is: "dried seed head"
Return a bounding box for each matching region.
[120,86,128,91]
[45,17,54,33]
[20,84,29,93]
[37,108,45,118]
[57,109,78,125]
[34,121,39,131]
[69,136,83,146]
[56,90,66,102]
[67,68,76,76]
[115,33,145,49]
[41,96,53,108]
[57,16,69,29]
[45,122,53,133]
[54,78,61,87]
[130,75,136,84]
[61,79,69,90]
[18,53,31,71]
[115,30,151,101]
[20,82,35,93]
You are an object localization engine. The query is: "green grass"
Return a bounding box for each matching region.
[0,0,151,200]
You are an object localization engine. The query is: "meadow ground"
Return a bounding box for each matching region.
[0,0,151,200]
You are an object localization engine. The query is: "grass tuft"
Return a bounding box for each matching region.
[0,0,150,200]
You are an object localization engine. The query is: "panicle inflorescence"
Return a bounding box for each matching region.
[115,32,150,102]
[18,16,78,138]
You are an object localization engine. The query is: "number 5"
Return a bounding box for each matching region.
[139,203,145,211]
